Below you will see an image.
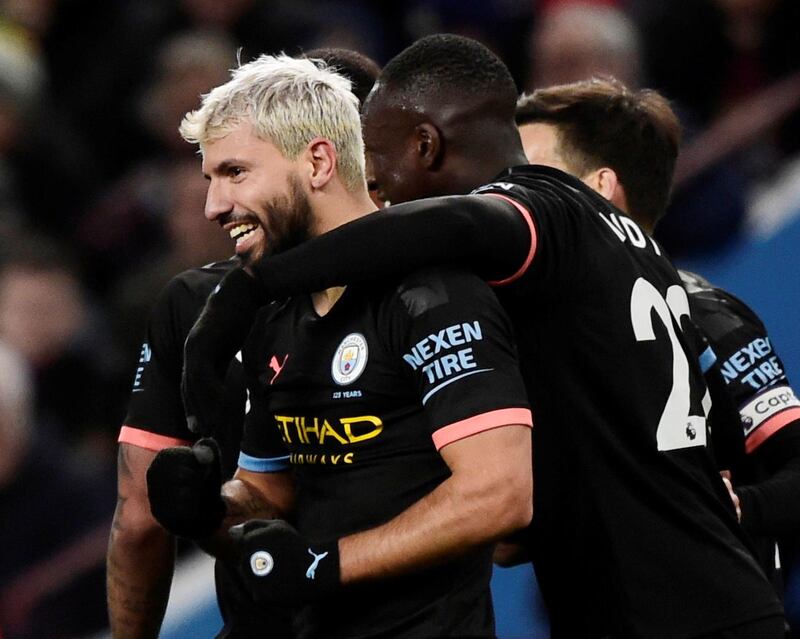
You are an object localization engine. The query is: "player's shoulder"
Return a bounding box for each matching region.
[474,164,601,208]
[475,163,587,192]
[678,270,766,342]
[161,257,240,306]
[380,265,496,319]
[679,269,763,330]
[679,269,720,298]
[473,164,626,254]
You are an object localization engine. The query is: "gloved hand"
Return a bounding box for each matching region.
[146,438,226,539]
[182,267,268,435]
[230,519,340,605]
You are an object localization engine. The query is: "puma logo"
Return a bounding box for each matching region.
[268,354,289,385]
[305,548,329,580]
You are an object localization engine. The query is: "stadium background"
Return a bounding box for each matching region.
[0,0,797,637]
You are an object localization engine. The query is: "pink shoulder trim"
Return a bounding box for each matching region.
[432,407,533,450]
[482,194,537,286]
[118,425,192,451]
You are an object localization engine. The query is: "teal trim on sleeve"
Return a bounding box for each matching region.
[238,451,290,472]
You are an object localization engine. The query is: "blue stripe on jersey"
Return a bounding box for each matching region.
[699,346,717,373]
[238,451,290,472]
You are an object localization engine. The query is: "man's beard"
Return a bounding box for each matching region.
[253,173,314,261]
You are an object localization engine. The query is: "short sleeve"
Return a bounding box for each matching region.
[691,291,800,454]
[119,277,196,450]
[472,168,588,292]
[390,267,532,450]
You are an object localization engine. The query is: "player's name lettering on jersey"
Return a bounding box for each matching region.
[274,415,383,446]
[739,385,800,436]
[719,337,784,389]
[597,210,662,255]
[132,342,153,390]
[290,452,354,465]
[403,321,483,384]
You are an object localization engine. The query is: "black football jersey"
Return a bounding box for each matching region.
[120,259,246,475]
[473,165,783,638]
[240,266,532,639]
[682,269,800,584]
[680,270,800,457]
[118,258,291,638]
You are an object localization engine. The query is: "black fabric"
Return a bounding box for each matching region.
[238,164,784,637]
[213,556,293,638]
[231,519,339,606]
[691,614,789,639]
[123,259,246,476]
[681,269,800,584]
[183,267,270,436]
[738,455,800,537]
[146,438,226,539]
[240,266,524,638]
[121,260,291,636]
[249,194,530,298]
[474,166,782,637]
[704,361,747,472]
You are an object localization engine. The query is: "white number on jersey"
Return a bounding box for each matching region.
[630,278,710,451]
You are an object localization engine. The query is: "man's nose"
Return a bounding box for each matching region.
[204,180,233,222]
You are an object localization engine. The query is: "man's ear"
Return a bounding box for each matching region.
[306,137,337,189]
[414,122,443,170]
[586,167,629,213]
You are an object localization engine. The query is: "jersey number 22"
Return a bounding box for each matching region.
[631,278,710,451]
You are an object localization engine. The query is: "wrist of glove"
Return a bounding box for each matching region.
[146,438,226,539]
[183,267,269,435]
[231,519,340,605]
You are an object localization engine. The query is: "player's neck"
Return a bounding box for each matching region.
[307,187,375,317]
[311,286,346,317]
[312,187,377,236]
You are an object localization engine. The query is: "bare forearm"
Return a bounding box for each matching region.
[108,444,176,638]
[340,465,530,583]
[107,514,175,639]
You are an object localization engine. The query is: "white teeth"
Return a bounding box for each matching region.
[229,224,257,240]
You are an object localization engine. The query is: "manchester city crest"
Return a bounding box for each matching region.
[332,333,368,385]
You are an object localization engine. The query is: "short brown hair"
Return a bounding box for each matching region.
[302,48,380,106]
[516,77,681,226]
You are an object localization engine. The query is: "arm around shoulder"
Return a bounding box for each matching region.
[251,194,533,297]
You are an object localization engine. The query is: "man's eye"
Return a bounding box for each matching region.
[230,167,244,177]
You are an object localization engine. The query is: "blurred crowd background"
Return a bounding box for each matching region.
[0,0,798,637]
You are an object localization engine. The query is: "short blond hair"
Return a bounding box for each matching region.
[180,54,366,191]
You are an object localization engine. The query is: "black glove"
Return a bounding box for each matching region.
[230,519,340,605]
[182,267,269,435]
[146,438,226,539]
